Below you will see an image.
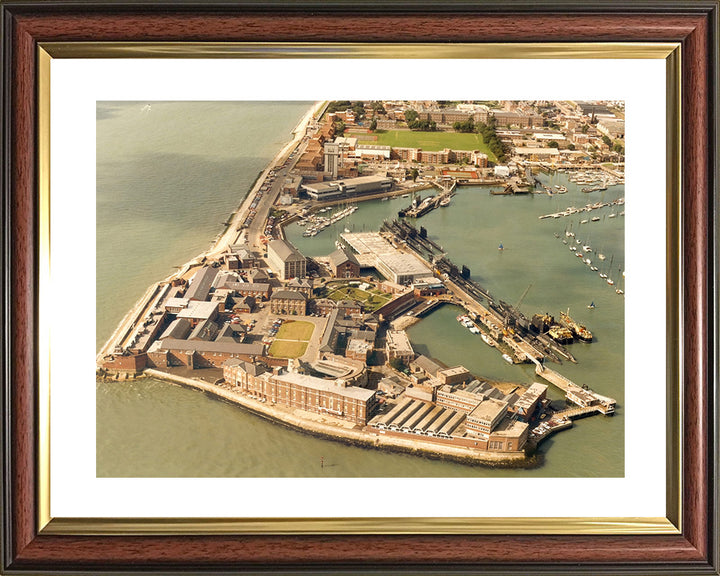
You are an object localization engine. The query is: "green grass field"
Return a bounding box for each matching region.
[268,340,308,358]
[325,285,392,312]
[358,130,497,162]
[275,321,315,341]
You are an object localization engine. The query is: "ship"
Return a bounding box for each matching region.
[559,310,593,342]
[481,333,497,347]
[548,325,574,345]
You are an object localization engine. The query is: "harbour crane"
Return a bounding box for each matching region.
[514,283,534,311]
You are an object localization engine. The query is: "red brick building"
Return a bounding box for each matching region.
[223,361,377,425]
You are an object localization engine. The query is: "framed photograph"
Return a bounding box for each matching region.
[2,1,717,574]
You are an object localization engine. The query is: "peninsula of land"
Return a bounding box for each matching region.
[98,100,621,465]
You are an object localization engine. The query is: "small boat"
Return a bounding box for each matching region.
[598,253,606,261]
[481,334,496,347]
[590,266,598,271]
[583,245,592,252]
[607,278,615,285]
[616,288,624,295]
[576,252,584,258]
[580,219,588,224]
[570,246,577,251]
[562,239,568,245]
[402,194,410,198]
[591,216,600,222]
[502,354,514,364]
[469,326,480,334]
[381,197,389,202]
[587,301,596,309]
[498,243,504,251]
[608,213,616,218]
[440,197,451,207]
[584,258,592,265]
[599,273,608,279]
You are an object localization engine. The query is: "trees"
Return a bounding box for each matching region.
[547,140,559,149]
[452,118,475,133]
[333,120,346,136]
[409,168,419,182]
[404,109,419,124]
[601,134,612,147]
[369,118,378,131]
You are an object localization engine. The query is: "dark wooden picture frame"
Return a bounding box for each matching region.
[1,1,718,574]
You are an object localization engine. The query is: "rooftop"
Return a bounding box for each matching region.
[468,398,509,423]
[274,371,376,402]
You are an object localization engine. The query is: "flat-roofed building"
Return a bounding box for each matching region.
[385,329,414,364]
[340,232,429,285]
[302,175,393,200]
[512,382,548,420]
[176,301,219,327]
[466,398,509,435]
[345,337,373,362]
[487,419,529,452]
[566,386,597,408]
[354,144,391,159]
[267,239,306,281]
[164,297,189,314]
[437,366,472,387]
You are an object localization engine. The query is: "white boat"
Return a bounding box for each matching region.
[598,253,606,260]
[502,354,514,364]
[440,197,451,207]
[469,326,480,334]
[570,246,577,251]
[590,266,599,271]
[580,219,588,224]
[591,216,600,222]
[607,278,615,285]
[584,258,592,265]
[608,213,616,218]
[481,334,496,347]
[616,288,624,295]
[583,245,592,252]
[600,273,608,279]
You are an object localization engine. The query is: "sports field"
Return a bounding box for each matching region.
[358,130,497,162]
[268,321,314,358]
[268,340,308,358]
[275,321,315,341]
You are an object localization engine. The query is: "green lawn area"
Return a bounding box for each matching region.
[275,321,315,341]
[358,130,497,163]
[326,285,392,311]
[268,340,308,359]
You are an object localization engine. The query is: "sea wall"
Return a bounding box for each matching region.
[143,369,530,467]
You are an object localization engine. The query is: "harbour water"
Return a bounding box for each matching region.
[97,102,624,478]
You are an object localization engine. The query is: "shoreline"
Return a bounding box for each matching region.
[97,101,325,363]
[143,369,535,468]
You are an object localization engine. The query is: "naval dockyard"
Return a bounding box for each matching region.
[98,99,623,467]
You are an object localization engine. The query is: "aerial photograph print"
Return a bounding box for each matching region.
[96,99,624,478]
